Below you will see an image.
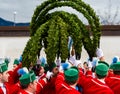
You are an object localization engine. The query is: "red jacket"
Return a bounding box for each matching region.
[0,83,20,94]
[8,63,22,84]
[0,83,9,94]
[37,73,46,81]
[78,68,113,94]
[17,90,29,94]
[36,78,47,94]
[40,76,57,94]
[55,73,81,94]
[105,74,120,94]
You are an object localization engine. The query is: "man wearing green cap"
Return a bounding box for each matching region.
[0,63,20,94]
[78,63,113,94]
[18,71,37,94]
[0,63,10,93]
[55,67,81,94]
[105,62,120,94]
[18,71,47,94]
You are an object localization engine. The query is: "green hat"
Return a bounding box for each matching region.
[4,58,10,67]
[41,63,45,67]
[44,64,49,73]
[98,61,109,67]
[70,66,79,72]
[49,62,57,72]
[14,59,19,65]
[19,71,36,85]
[110,62,120,71]
[0,63,8,73]
[95,63,109,76]
[64,67,79,82]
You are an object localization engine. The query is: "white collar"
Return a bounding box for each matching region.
[98,79,105,84]
[70,85,75,89]
[0,83,4,87]
[25,90,33,94]
[0,83,6,94]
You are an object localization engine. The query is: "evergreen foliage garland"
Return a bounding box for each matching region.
[22,21,49,68]
[46,11,83,59]
[46,16,69,64]
[22,0,101,68]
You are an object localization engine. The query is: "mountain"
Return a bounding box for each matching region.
[0,17,30,26]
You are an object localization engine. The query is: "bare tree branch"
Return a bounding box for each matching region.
[97,0,120,25]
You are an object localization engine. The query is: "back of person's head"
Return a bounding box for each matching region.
[19,71,36,89]
[110,62,120,75]
[113,71,120,75]
[95,62,109,79]
[64,66,79,85]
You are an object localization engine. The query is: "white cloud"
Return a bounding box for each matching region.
[0,0,45,22]
[0,0,120,23]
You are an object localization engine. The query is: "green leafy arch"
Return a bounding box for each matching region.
[22,0,101,68]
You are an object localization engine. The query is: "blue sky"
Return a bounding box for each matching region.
[0,0,120,23]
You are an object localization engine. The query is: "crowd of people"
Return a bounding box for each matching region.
[0,47,120,94]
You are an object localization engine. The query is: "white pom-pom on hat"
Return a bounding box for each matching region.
[22,67,29,74]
